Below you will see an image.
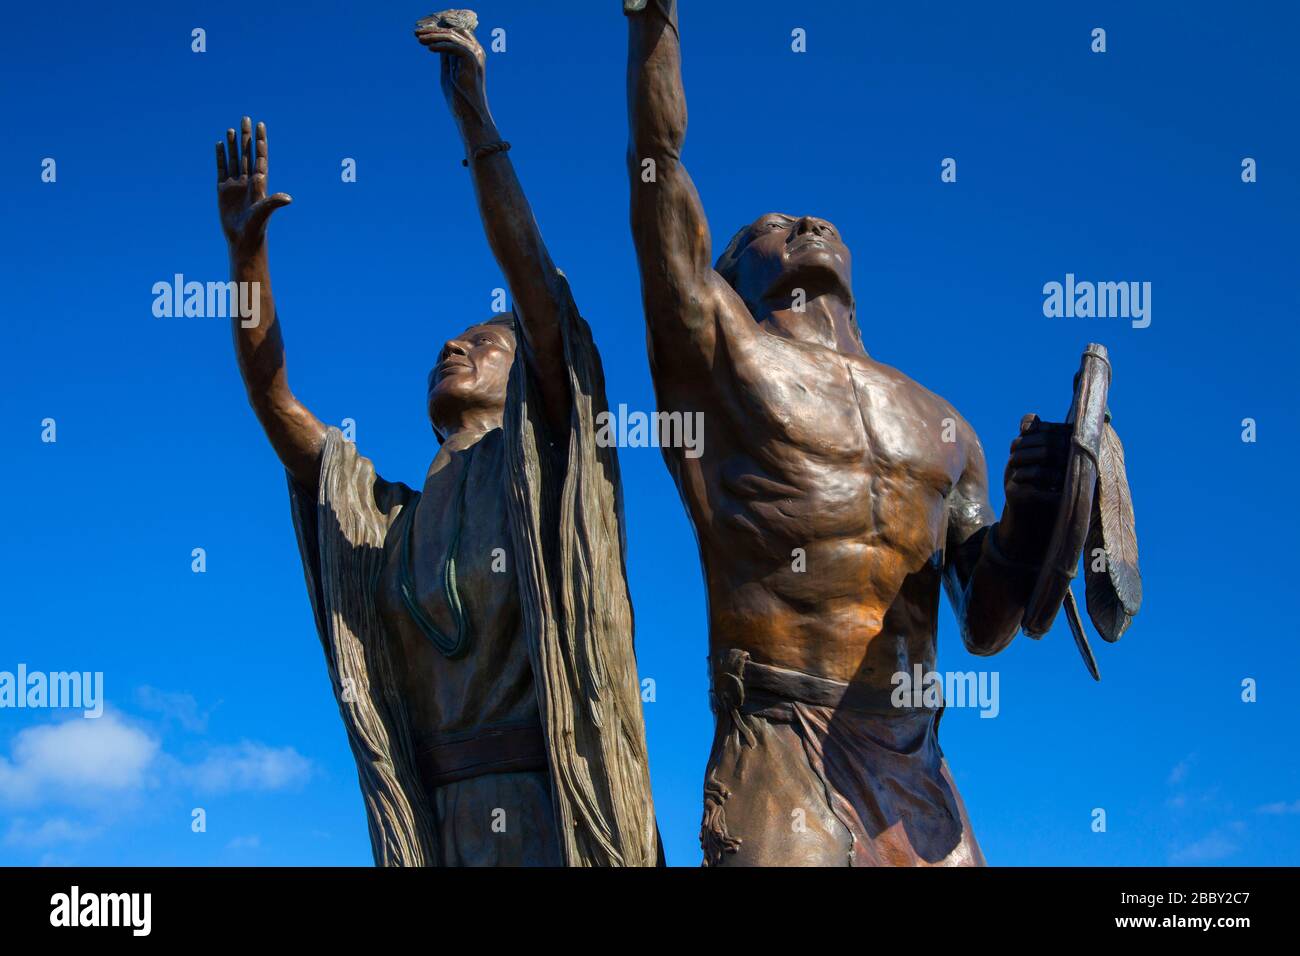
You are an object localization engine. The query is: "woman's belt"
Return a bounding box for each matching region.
[414,720,548,790]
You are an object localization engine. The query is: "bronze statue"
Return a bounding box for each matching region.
[624,0,1139,866]
[215,9,658,867]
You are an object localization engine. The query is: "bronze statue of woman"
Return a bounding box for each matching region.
[214,10,658,867]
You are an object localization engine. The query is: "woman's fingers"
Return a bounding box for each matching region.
[255,121,269,177]
[218,119,272,183]
[240,116,253,176]
[421,38,470,57]
[225,128,239,178]
[415,26,462,43]
[415,26,478,57]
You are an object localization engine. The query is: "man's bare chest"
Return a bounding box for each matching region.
[682,342,963,557]
[731,342,957,480]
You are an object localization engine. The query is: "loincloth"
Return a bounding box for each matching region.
[701,649,984,867]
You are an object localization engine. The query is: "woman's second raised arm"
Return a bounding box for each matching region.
[415,14,571,437]
[217,116,326,493]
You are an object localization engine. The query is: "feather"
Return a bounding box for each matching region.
[1064,587,1101,680]
[1085,421,1142,641]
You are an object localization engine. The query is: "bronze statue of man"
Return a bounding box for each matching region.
[625,0,1071,866]
[215,9,658,866]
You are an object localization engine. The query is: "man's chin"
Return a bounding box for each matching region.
[771,256,850,300]
[787,242,846,269]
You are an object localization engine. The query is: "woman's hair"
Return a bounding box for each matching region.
[480,313,518,332]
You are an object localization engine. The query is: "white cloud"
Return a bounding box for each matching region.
[1170,831,1239,864]
[180,741,311,794]
[0,713,311,810]
[135,686,210,733]
[1257,800,1300,815]
[225,834,261,850]
[0,713,159,805]
[5,817,103,848]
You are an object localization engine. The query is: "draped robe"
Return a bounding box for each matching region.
[287,278,659,866]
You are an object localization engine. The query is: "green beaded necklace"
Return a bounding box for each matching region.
[396,447,474,659]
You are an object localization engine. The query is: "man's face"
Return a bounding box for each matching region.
[728,213,852,309]
[427,321,516,430]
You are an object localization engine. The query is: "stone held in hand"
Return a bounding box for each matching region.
[417,9,479,34]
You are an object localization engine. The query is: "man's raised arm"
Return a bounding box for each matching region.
[415,12,570,437]
[626,0,729,370]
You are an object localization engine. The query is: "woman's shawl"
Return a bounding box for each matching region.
[286,276,658,867]
[288,433,436,866]
[502,275,659,867]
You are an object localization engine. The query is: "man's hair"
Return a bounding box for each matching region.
[713,219,863,350]
[713,222,759,289]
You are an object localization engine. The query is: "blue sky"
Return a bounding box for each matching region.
[2,0,1297,866]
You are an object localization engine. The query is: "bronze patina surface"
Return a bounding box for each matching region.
[624,0,1139,866]
[217,10,658,867]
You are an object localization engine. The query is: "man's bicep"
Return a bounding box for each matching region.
[645,271,752,385]
[627,151,757,373]
[946,435,997,580]
[629,159,719,360]
[629,148,715,284]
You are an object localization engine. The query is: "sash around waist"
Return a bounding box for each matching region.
[414,720,548,790]
[709,649,937,715]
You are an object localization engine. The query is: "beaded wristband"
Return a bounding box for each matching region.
[462,140,511,167]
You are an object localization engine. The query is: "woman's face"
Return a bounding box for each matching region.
[426,321,517,434]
